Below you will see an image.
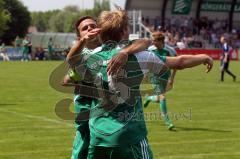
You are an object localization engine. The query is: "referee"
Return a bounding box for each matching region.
[220,36,236,82]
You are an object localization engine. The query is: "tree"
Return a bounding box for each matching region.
[31,12,47,32]
[31,10,60,32]
[63,5,79,13]
[0,0,10,38]
[1,0,31,44]
[49,5,80,32]
[30,0,110,33]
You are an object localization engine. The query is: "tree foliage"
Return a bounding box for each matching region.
[31,10,60,32]
[0,0,110,44]
[0,0,11,38]
[1,0,31,44]
[31,0,110,33]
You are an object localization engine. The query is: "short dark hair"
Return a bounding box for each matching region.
[75,16,96,37]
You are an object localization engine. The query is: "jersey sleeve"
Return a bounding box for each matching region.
[68,69,82,81]
[134,50,167,75]
[134,51,170,95]
[165,44,177,57]
[223,43,229,52]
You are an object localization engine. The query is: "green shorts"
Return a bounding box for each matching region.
[151,70,171,95]
[71,95,93,159]
[71,128,89,159]
[87,139,153,159]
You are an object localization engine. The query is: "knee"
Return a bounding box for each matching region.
[159,95,165,100]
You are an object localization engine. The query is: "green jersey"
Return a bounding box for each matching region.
[68,47,97,159]
[68,48,94,83]
[22,39,29,54]
[164,44,177,57]
[68,47,96,122]
[148,45,175,94]
[68,48,95,84]
[74,44,167,147]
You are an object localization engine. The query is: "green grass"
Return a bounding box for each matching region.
[0,61,240,159]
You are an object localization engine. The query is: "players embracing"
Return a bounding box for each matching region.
[65,8,213,159]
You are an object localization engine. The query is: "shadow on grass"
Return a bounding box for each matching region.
[0,103,18,106]
[170,126,232,133]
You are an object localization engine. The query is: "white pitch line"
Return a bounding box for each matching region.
[0,148,72,156]
[0,109,73,127]
[0,135,71,143]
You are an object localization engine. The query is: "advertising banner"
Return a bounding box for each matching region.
[176,49,239,60]
[172,0,193,14]
[201,1,240,12]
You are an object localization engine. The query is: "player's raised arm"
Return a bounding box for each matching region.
[166,54,213,73]
[66,38,86,65]
[67,28,101,66]
[107,38,152,75]
[134,51,213,76]
[168,69,177,86]
[61,69,83,87]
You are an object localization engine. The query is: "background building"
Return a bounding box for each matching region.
[125,0,240,30]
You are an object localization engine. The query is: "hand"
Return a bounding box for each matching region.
[107,51,128,75]
[82,28,101,42]
[62,75,74,86]
[168,79,174,86]
[203,56,213,73]
[166,80,173,92]
[223,58,227,63]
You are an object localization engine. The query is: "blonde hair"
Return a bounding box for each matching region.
[98,9,129,43]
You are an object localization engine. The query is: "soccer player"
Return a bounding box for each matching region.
[65,16,152,159]
[143,32,176,130]
[66,16,100,159]
[69,9,213,159]
[21,36,31,61]
[220,36,236,82]
[47,37,54,60]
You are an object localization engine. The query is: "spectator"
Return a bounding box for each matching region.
[0,43,10,61]
[35,47,45,60]
[47,37,54,60]
[154,16,161,31]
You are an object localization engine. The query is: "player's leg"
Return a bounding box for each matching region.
[130,138,153,159]
[71,96,91,159]
[159,94,174,130]
[87,145,109,159]
[225,62,236,81]
[143,95,159,108]
[220,60,225,82]
[23,53,28,61]
[71,125,89,159]
[88,138,153,159]
[221,70,224,82]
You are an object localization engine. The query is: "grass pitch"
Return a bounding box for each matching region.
[0,61,239,159]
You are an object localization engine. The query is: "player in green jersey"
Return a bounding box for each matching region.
[65,16,152,159]
[144,32,176,130]
[68,9,213,159]
[65,16,100,159]
[21,36,30,61]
